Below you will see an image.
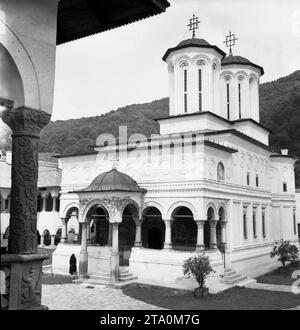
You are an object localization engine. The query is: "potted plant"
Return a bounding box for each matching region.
[183,253,215,297]
[270,240,299,271]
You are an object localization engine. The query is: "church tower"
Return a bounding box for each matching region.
[158,16,267,144]
[162,15,226,116]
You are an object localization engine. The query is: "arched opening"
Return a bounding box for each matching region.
[55,228,62,245]
[45,193,53,212]
[171,206,197,251]
[142,207,165,250]
[0,42,25,107]
[217,162,225,181]
[65,207,79,243]
[119,204,137,266]
[43,229,51,246]
[87,205,109,246]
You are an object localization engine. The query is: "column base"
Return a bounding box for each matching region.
[195,244,205,251]
[209,244,218,250]
[134,241,142,247]
[0,253,49,310]
[163,243,173,250]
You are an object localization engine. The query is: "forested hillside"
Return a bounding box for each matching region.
[1,71,300,186]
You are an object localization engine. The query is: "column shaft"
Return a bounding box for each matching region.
[110,222,120,282]
[209,220,218,249]
[196,220,205,251]
[79,222,88,279]
[61,218,68,243]
[134,219,142,247]
[163,219,173,249]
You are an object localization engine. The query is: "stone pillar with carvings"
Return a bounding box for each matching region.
[163,219,173,249]
[134,219,142,247]
[60,218,68,243]
[195,220,206,251]
[110,222,120,282]
[209,220,218,249]
[1,106,51,310]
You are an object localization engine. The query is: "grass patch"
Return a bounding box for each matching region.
[256,262,300,286]
[122,284,300,310]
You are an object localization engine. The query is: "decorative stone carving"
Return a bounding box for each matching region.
[2,107,51,254]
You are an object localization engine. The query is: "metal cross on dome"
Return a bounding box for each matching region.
[223,31,238,56]
[188,14,200,38]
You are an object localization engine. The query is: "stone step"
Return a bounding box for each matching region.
[225,276,248,285]
[223,270,236,276]
[236,278,257,287]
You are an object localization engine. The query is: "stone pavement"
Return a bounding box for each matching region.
[245,282,293,293]
[42,283,165,310]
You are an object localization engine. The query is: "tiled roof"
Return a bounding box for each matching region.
[221,55,264,75]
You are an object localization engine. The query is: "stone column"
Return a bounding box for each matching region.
[108,222,112,246]
[50,235,55,247]
[220,221,227,244]
[163,219,173,250]
[134,219,142,247]
[52,195,57,212]
[42,195,46,212]
[60,218,68,243]
[79,222,88,279]
[209,220,218,249]
[1,106,51,310]
[40,235,45,247]
[110,222,120,282]
[195,220,206,251]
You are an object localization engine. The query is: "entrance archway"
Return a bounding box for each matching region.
[171,206,197,251]
[142,207,165,249]
[87,205,109,246]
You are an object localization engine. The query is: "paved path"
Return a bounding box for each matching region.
[245,282,293,293]
[42,283,164,310]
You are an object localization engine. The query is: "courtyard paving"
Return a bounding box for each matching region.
[42,283,164,310]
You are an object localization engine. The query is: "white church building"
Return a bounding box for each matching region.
[1,27,299,289]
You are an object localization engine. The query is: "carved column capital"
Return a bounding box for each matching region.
[2,107,51,137]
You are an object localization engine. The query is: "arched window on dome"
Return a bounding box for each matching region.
[180,61,189,113]
[217,162,225,181]
[225,76,231,120]
[212,63,218,110]
[196,60,205,112]
[249,77,255,118]
[237,75,245,119]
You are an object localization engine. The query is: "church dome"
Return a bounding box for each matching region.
[221,55,264,75]
[177,38,211,47]
[162,37,226,61]
[79,168,146,193]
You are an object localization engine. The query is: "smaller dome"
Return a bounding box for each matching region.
[177,38,211,47]
[221,55,264,75]
[78,168,146,193]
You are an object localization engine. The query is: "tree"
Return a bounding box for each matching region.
[270,240,299,269]
[183,253,215,288]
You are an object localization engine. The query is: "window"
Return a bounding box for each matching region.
[253,208,257,238]
[256,175,259,187]
[184,68,188,113]
[283,182,287,192]
[247,172,250,186]
[217,162,225,181]
[226,83,230,120]
[243,208,248,239]
[198,69,202,112]
[238,82,242,119]
[262,208,266,238]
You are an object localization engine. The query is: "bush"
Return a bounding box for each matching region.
[183,253,215,288]
[270,240,299,269]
